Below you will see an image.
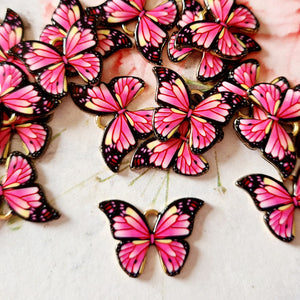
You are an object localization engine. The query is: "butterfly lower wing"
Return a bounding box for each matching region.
[0,126,11,162]
[197,52,227,82]
[116,240,150,277]
[3,184,59,222]
[95,28,132,58]
[276,88,300,122]
[155,239,189,276]
[125,110,153,138]
[101,114,137,172]
[168,32,193,62]
[16,122,50,158]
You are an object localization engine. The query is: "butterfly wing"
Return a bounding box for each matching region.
[153,198,204,275]
[178,0,204,29]
[1,152,59,222]
[271,77,290,93]
[237,174,295,241]
[167,32,193,62]
[0,125,11,162]
[95,28,132,58]
[99,200,150,277]
[276,88,300,122]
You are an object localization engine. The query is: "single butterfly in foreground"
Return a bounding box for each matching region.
[87,0,178,64]
[0,112,51,163]
[234,82,300,178]
[69,76,153,172]
[153,67,242,154]
[99,198,204,277]
[40,0,132,59]
[0,152,60,222]
[176,0,259,59]
[237,171,300,242]
[131,120,209,176]
[10,16,102,99]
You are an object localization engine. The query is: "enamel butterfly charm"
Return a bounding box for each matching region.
[237,171,300,242]
[153,67,242,153]
[69,76,153,172]
[99,198,204,277]
[234,82,300,178]
[10,16,102,99]
[176,0,259,60]
[40,0,132,58]
[87,0,179,64]
[0,152,60,222]
[0,112,51,162]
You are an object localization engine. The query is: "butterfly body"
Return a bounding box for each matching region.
[237,171,300,242]
[100,198,203,277]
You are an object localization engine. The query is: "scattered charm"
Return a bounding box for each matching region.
[176,0,259,59]
[153,67,242,153]
[131,120,209,176]
[40,0,132,58]
[70,76,153,172]
[99,198,204,277]
[0,63,58,116]
[0,152,60,222]
[87,0,179,64]
[237,171,300,242]
[10,16,102,99]
[168,1,260,82]
[234,82,300,178]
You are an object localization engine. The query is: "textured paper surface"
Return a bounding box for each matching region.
[0,0,299,299]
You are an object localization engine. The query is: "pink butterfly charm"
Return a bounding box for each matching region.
[0,9,34,80]
[0,63,58,116]
[87,0,179,64]
[176,0,259,60]
[237,171,300,242]
[10,16,102,99]
[0,151,60,222]
[131,120,209,176]
[40,0,132,59]
[69,76,153,172]
[0,112,51,162]
[234,82,300,178]
[100,198,204,277]
[153,67,242,154]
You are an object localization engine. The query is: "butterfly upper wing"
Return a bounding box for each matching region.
[99,200,150,277]
[153,198,204,275]
[1,152,59,222]
[0,125,12,162]
[237,174,295,242]
[95,28,132,58]
[271,77,290,93]
[276,88,300,122]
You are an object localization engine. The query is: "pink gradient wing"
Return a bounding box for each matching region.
[102,114,138,172]
[109,76,144,108]
[153,107,187,141]
[0,63,25,95]
[124,109,153,138]
[271,77,290,93]
[95,28,132,58]
[99,199,151,277]
[92,0,140,24]
[15,122,50,158]
[40,25,66,46]
[276,88,300,122]
[0,126,11,162]
[1,152,59,222]
[197,52,227,81]
[178,0,204,28]
[205,0,233,23]
[153,67,190,111]
[236,34,261,53]
[167,32,194,62]
[237,174,295,242]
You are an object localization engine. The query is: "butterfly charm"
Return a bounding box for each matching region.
[87,0,179,64]
[40,0,132,58]
[99,198,204,277]
[237,171,300,242]
[153,67,242,154]
[0,112,51,162]
[131,120,209,176]
[10,16,102,99]
[0,9,34,80]
[69,76,153,172]
[234,82,300,178]
[0,63,58,116]
[176,0,259,60]
[0,151,60,222]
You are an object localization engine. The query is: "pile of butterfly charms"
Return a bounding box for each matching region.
[0,0,299,278]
